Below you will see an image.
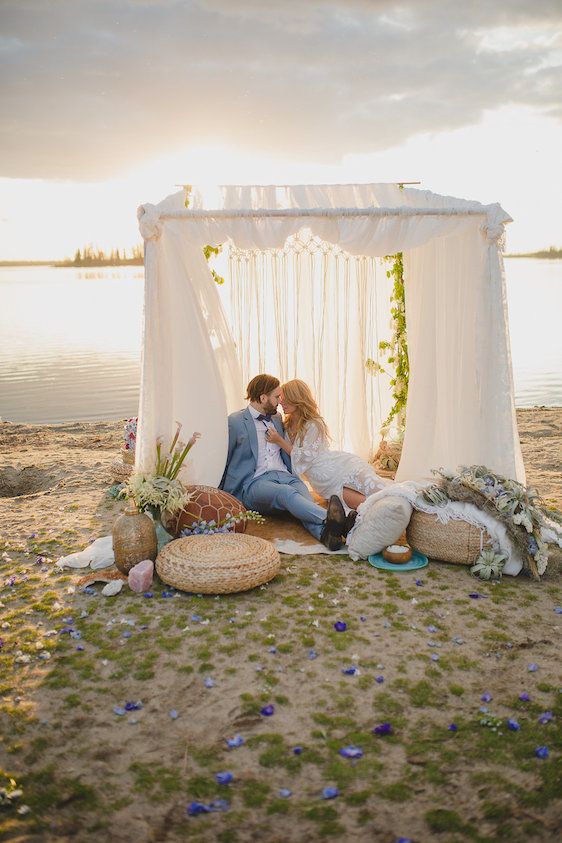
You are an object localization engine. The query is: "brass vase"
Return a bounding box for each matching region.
[112,503,157,574]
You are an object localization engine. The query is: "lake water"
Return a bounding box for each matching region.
[0,259,560,424]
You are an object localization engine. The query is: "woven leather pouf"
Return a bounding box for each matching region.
[407,510,493,566]
[161,485,247,538]
[155,533,281,594]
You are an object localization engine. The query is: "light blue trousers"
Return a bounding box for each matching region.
[243,470,326,540]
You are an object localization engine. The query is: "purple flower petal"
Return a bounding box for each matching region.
[415,579,423,586]
[341,666,359,675]
[360,616,367,622]
[122,630,132,638]
[260,704,275,717]
[430,653,439,662]
[468,592,488,599]
[169,709,178,720]
[268,646,277,654]
[427,625,438,633]
[375,675,385,684]
[113,706,126,716]
[322,787,339,799]
[554,607,562,614]
[480,692,493,703]
[279,788,292,798]
[448,724,458,732]
[333,621,347,632]
[215,771,233,785]
[397,838,413,843]
[338,745,363,759]
[187,801,211,816]
[308,649,318,660]
[373,722,393,736]
[191,614,202,622]
[292,746,303,755]
[124,700,143,711]
[143,592,153,598]
[538,712,553,724]
[527,663,538,672]
[507,718,520,731]
[226,735,244,748]
[519,692,530,701]
[204,677,215,688]
[535,745,549,759]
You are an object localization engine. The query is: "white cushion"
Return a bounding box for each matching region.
[347,496,413,561]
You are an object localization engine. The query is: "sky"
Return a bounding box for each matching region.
[1,0,561,259]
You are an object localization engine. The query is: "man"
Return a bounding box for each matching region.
[219,373,354,550]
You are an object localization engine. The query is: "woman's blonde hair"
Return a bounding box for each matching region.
[281,379,329,445]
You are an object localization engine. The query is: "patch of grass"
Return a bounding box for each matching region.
[129,762,183,797]
[240,779,270,807]
[425,807,475,835]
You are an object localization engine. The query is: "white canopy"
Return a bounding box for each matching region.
[136,183,525,486]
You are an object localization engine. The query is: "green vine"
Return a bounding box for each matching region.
[366,252,409,439]
[184,186,224,285]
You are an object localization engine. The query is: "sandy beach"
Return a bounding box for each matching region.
[0,408,561,841]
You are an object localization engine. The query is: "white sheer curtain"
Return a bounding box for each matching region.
[222,231,393,460]
[136,184,524,486]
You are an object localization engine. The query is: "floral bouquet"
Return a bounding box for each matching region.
[180,510,265,536]
[122,417,138,464]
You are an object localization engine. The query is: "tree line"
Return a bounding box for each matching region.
[56,244,144,267]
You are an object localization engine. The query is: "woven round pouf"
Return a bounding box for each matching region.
[155,533,281,594]
[407,510,493,566]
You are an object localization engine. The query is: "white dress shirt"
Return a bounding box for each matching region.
[249,405,288,478]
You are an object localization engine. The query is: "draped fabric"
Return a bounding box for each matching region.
[136,184,524,486]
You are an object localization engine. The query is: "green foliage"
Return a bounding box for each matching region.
[366,252,409,437]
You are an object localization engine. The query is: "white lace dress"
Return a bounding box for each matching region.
[290,421,389,507]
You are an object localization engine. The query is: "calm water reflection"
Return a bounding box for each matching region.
[0,260,560,424]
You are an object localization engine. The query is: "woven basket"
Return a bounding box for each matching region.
[110,458,133,484]
[407,510,492,566]
[155,533,281,594]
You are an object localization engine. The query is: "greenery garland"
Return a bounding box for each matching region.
[366,252,409,439]
[184,186,224,285]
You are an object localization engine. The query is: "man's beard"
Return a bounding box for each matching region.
[263,398,278,415]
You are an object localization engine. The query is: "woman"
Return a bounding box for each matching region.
[265,379,389,511]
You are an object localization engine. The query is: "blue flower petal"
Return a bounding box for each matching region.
[538,712,553,724]
[187,801,211,816]
[528,663,538,672]
[293,746,303,755]
[204,677,215,688]
[448,724,458,732]
[113,706,126,716]
[215,771,233,785]
[338,745,363,759]
[480,692,493,703]
[535,745,549,759]
[169,709,178,720]
[333,621,347,632]
[260,704,275,716]
[279,788,292,798]
[226,735,244,748]
[322,787,339,799]
[375,675,384,684]
[519,692,530,701]
[373,722,393,736]
[507,718,520,731]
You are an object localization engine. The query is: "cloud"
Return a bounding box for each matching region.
[1,0,561,180]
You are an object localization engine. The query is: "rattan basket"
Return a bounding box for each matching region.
[407,510,492,566]
[155,533,281,594]
[110,458,133,484]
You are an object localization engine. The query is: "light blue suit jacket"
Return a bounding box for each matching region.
[219,408,292,502]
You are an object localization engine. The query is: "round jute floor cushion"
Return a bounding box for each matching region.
[155,533,281,594]
[161,485,246,538]
[407,510,493,566]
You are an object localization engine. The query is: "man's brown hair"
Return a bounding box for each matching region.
[246,374,280,403]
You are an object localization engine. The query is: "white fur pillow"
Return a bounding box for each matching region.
[347,496,413,561]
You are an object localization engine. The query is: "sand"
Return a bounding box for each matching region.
[0,408,560,842]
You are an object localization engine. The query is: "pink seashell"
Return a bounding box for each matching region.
[128,559,154,593]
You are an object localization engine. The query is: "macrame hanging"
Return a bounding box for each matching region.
[224,229,394,459]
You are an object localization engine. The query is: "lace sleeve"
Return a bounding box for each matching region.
[291,421,326,476]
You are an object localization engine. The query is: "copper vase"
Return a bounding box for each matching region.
[112,503,157,574]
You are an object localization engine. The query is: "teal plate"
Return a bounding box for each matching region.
[367,551,428,572]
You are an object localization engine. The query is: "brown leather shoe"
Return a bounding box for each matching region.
[344,510,358,536]
[320,496,347,550]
